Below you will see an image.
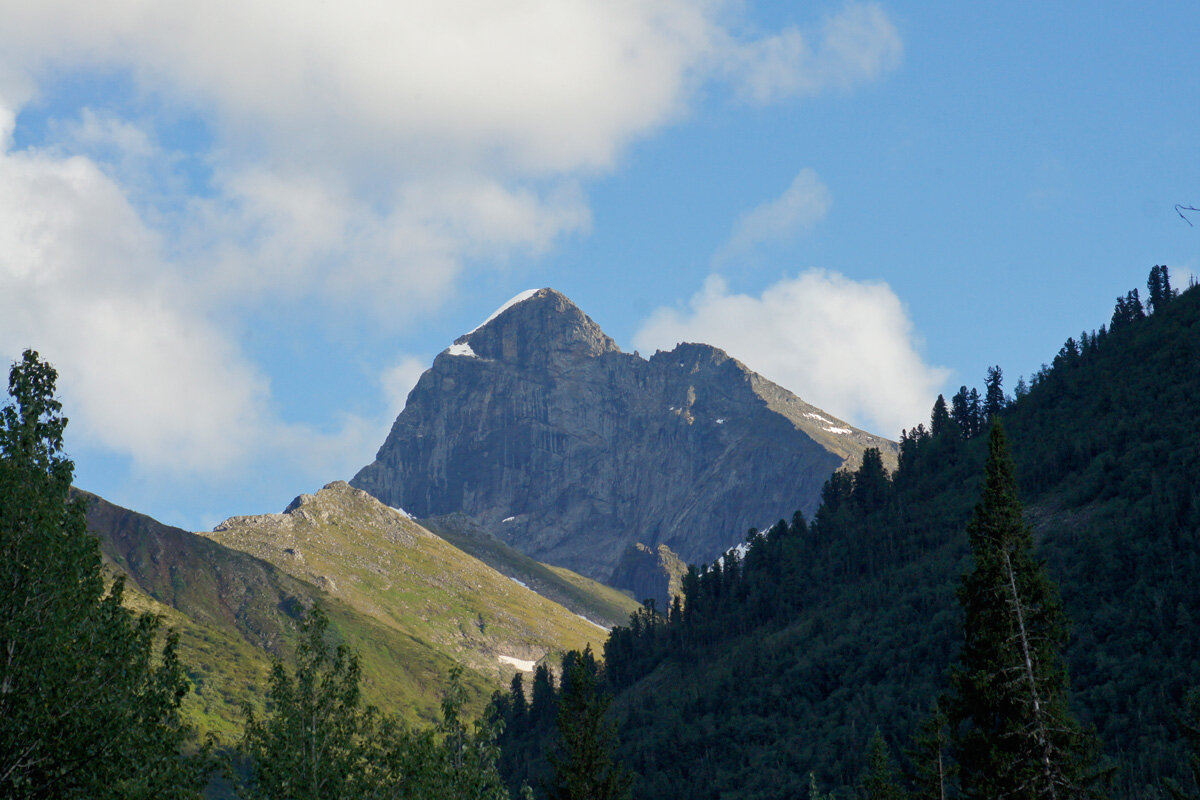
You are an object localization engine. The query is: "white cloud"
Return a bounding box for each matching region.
[718,168,831,261]
[0,139,269,473]
[728,3,902,104]
[634,272,949,438]
[0,1,905,483]
[380,356,428,417]
[0,124,408,480]
[0,1,903,321]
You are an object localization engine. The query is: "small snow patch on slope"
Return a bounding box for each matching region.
[578,614,609,632]
[824,426,852,435]
[447,342,476,358]
[499,655,537,671]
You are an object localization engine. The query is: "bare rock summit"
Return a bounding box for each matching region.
[351,288,896,589]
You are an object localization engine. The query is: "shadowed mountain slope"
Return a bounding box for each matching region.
[494,276,1200,800]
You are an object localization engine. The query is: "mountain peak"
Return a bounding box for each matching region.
[354,285,897,586]
[447,287,618,364]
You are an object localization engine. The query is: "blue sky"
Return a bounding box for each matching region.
[1,1,1197,530]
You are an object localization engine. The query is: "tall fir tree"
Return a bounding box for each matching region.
[0,350,208,799]
[908,699,954,800]
[857,728,905,800]
[930,394,954,438]
[951,387,980,439]
[1148,265,1166,313]
[547,647,632,800]
[852,448,891,511]
[985,365,1006,421]
[948,423,1108,800]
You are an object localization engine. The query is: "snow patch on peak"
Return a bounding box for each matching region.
[467,289,541,335]
[804,412,834,424]
[447,342,476,358]
[824,426,852,435]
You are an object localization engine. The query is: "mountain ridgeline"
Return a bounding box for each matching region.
[492,269,1200,800]
[352,288,895,599]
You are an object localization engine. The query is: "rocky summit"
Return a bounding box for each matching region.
[352,288,896,590]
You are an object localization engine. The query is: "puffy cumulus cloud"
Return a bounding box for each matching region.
[0,0,713,176]
[0,136,269,473]
[718,168,831,261]
[0,126,398,480]
[634,272,950,438]
[0,1,904,483]
[0,1,903,319]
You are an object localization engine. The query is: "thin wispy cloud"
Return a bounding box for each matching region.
[716,168,832,264]
[726,3,902,104]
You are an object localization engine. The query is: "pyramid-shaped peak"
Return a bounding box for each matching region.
[454,288,619,362]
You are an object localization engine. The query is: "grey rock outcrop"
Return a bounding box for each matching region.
[352,288,896,587]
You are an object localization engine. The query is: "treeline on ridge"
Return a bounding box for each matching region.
[493,265,1200,800]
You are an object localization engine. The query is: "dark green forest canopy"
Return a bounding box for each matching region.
[495,267,1200,800]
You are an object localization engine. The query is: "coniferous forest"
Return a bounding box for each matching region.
[4,266,1200,798]
[493,266,1200,800]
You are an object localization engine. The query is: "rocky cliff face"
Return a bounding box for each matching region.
[352,288,896,586]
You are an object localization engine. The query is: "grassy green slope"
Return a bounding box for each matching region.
[85,491,494,736]
[201,482,609,681]
[422,512,641,627]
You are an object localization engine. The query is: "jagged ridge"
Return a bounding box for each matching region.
[352,287,896,588]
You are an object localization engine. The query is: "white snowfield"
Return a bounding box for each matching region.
[824,426,852,435]
[498,655,537,672]
[447,342,477,358]
[466,289,541,336]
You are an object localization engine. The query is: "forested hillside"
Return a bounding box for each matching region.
[494,268,1200,800]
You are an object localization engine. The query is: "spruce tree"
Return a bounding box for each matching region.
[985,365,1006,421]
[930,394,953,438]
[852,448,890,511]
[857,728,905,800]
[547,647,632,800]
[948,423,1108,800]
[0,350,207,799]
[1148,265,1166,313]
[908,700,954,800]
[951,387,978,439]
